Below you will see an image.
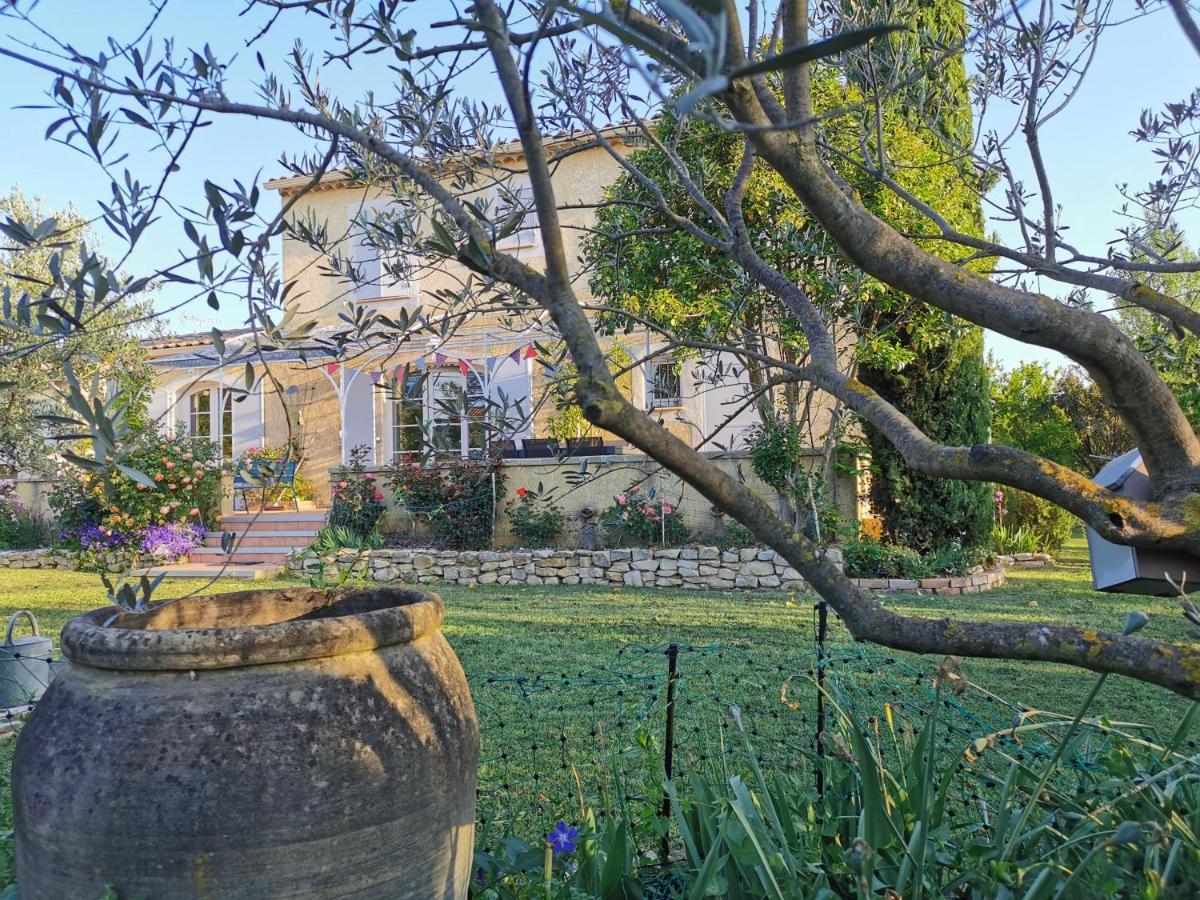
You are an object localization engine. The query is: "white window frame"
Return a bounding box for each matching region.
[349,199,419,305]
[493,177,539,251]
[185,385,233,458]
[389,368,487,461]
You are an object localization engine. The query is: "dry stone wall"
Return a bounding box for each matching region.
[288,545,1012,594]
[0,550,74,569]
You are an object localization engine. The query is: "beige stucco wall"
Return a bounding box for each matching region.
[364,450,857,548]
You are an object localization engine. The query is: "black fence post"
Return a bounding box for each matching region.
[815,601,828,797]
[659,642,679,866]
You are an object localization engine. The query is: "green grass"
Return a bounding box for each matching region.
[2,534,1196,849]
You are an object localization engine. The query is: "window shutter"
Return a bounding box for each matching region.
[230,383,264,460]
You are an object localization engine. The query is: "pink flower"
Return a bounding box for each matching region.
[373,491,384,501]
[661,503,672,516]
[339,481,348,488]
[629,484,640,494]
[615,493,627,506]
[365,473,376,481]
[159,506,170,515]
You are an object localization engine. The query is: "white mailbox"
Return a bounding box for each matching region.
[1086,448,1200,595]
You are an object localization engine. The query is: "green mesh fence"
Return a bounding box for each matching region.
[470,603,1124,844]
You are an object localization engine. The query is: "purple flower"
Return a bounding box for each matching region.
[139,522,205,562]
[546,821,578,854]
[72,524,127,549]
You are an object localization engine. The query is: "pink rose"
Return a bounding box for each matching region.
[374,491,384,501]
[615,493,627,506]
[661,503,672,515]
[339,481,348,488]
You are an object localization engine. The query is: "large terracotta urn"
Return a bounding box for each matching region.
[12,586,479,899]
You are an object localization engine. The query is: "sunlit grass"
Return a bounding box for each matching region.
[3,533,1196,849]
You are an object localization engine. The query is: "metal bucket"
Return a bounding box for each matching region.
[1,610,53,709]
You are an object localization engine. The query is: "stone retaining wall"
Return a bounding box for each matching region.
[0,549,74,570]
[290,546,842,590]
[288,545,1011,594]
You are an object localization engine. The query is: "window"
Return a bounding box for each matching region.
[494,178,537,249]
[187,388,232,457]
[221,392,233,459]
[391,368,486,460]
[189,390,211,438]
[392,372,424,458]
[650,362,682,408]
[350,200,417,303]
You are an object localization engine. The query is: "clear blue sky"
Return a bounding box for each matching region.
[0,2,1194,369]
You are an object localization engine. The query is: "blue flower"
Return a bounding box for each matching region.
[546,821,578,854]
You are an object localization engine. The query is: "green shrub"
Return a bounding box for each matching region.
[996,487,1075,554]
[841,536,985,578]
[0,481,49,549]
[328,446,386,538]
[384,456,506,549]
[506,484,565,547]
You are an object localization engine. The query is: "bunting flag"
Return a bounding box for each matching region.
[485,357,498,374]
[458,358,471,375]
[414,357,427,370]
[509,347,522,363]
[370,371,381,385]
[523,346,538,360]
[434,353,447,367]
[324,362,340,376]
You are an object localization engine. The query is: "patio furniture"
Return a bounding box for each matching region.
[234,459,300,511]
[521,438,559,458]
[564,436,603,457]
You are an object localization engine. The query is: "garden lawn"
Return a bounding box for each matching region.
[2,533,1197,851]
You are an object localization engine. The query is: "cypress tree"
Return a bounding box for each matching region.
[857,0,993,551]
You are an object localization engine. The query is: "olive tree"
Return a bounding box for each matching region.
[4,0,1200,696]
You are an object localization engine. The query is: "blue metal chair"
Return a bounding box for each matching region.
[234,459,300,511]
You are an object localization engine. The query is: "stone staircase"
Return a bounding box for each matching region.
[138,510,325,579]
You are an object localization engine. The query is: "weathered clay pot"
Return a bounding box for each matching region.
[12,586,478,899]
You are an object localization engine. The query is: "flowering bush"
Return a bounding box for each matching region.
[0,479,50,549]
[383,456,506,549]
[139,522,205,563]
[600,482,688,547]
[48,426,222,569]
[506,484,565,547]
[328,445,387,537]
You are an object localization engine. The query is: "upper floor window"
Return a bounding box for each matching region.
[494,178,538,250]
[649,362,682,408]
[349,200,418,303]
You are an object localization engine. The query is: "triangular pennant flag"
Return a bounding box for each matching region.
[434,353,447,367]
[324,361,339,376]
[509,347,522,363]
[523,346,538,360]
[485,357,497,373]
[370,371,381,385]
[458,358,471,375]
[414,357,427,370]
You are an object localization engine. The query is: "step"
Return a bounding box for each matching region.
[204,532,316,548]
[189,547,294,565]
[132,564,283,580]
[220,511,327,525]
